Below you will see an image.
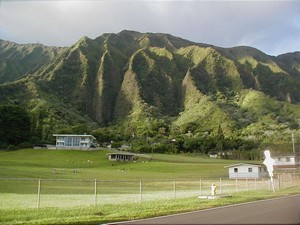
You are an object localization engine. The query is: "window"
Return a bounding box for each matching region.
[65,137,73,146]
[248,168,253,173]
[234,168,238,173]
[73,137,80,146]
[286,157,290,162]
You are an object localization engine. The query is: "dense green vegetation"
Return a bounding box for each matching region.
[0,40,66,83]
[0,105,31,148]
[1,31,300,158]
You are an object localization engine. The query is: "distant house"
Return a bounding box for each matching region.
[225,163,267,179]
[107,152,136,162]
[273,153,300,170]
[53,134,97,150]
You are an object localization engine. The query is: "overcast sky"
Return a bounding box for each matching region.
[0,0,299,56]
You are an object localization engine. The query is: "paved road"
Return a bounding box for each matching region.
[113,195,300,224]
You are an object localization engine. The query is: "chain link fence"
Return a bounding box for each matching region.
[1,174,299,209]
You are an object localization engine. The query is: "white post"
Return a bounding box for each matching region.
[255,178,257,190]
[270,177,275,193]
[139,180,142,203]
[246,178,248,191]
[211,183,216,196]
[94,179,97,205]
[235,178,238,193]
[37,179,41,209]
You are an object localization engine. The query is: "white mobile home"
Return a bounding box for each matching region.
[273,153,300,170]
[53,134,96,150]
[225,163,267,179]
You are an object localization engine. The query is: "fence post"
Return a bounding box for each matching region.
[139,180,142,203]
[254,178,257,190]
[219,178,222,194]
[235,178,238,193]
[173,180,176,199]
[37,179,41,209]
[199,178,202,196]
[246,178,248,191]
[94,179,97,205]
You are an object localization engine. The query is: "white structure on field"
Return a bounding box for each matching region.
[53,134,96,150]
[225,163,267,179]
[107,152,135,162]
[273,153,300,170]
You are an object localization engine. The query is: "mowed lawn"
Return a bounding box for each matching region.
[1,149,300,225]
[0,149,243,210]
[0,149,240,180]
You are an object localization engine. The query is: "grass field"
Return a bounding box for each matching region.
[0,149,241,180]
[0,187,299,225]
[0,149,299,224]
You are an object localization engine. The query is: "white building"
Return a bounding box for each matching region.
[273,153,300,170]
[107,152,135,162]
[53,134,97,150]
[225,163,267,179]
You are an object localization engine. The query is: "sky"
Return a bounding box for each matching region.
[0,0,299,56]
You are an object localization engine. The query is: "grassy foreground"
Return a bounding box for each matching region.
[0,186,299,225]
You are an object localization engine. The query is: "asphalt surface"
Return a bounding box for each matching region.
[112,194,300,225]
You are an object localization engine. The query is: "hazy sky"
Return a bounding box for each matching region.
[1,0,299,56]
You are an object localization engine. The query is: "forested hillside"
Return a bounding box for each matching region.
[1,30,300,157]
[0,40,66,84]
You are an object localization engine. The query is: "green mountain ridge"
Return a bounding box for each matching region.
[0,39,66,84]
[1,30,300,154]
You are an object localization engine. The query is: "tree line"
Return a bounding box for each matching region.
[0,104,295,161]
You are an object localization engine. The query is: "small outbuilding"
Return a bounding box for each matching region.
[225,163,267,179]
[107,152,136,162]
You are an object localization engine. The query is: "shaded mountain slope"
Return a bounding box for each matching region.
[0,40,66,84]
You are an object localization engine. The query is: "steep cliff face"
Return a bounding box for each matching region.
[1,31,300,137]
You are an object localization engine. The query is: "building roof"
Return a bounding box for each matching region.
[106,152,135,156]
[273,153,300,157]
[224,163,264,168]
[53,134,96,139]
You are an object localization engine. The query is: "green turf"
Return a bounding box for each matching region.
[0,186,299,225]
[0,149,240,180]
[1,149,298,224]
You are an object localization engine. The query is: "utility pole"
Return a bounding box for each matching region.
[298,119,300,152]
[292,133,295,153]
